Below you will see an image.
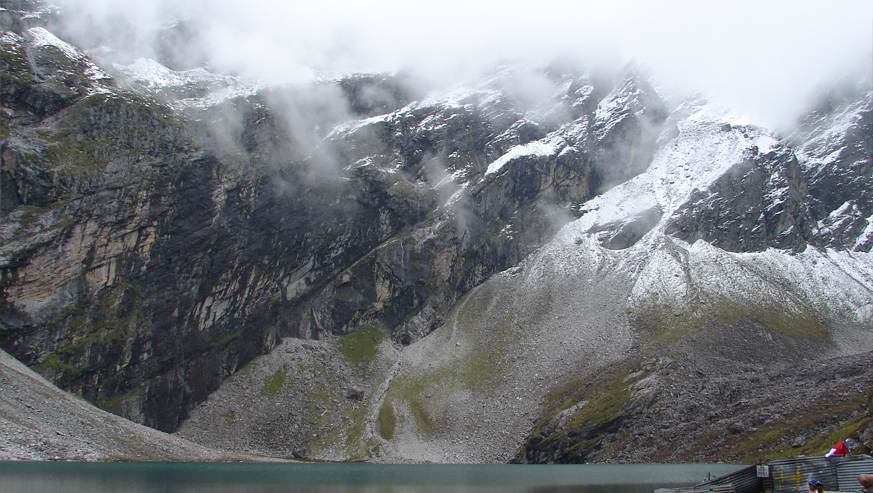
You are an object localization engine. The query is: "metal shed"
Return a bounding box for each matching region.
[657,455,873,493]
[767,455,873,492]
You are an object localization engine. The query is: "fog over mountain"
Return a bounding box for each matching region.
[2,0,873,465]
[57,0,872,129]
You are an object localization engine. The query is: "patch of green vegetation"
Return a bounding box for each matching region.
[71,393,90,404]
[378,401,396,440]
[409,397,434,437]
[716,301,827,340]
[378,284,523,440]
[13,204,51,214]
[523,362,643,461]
[33,354,82,376]
[54,284,142,358]
[374,286,519,436]
[337,326,385,365]
[9,201,76,239]
[635,295,828,351]
[222,410,237,427]
[34,284,146,395]
[234,358,258,378]
[710,392,872,463]
[260,365,289,399]
[302,361,337,427]
[342,399,373,460]
[99,378,151,412]
[212,331,242,348]
[21,88,185,188]
[47,213,74,231]
[0,39,35,90]
[102,394,125,411]
[44,138,102,177]
[101,456,144,463]
[382,340,500,436]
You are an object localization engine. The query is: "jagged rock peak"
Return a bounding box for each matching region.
[595,63,668,124]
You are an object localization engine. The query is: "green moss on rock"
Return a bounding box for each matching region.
[338,326,384,365]
[379,401,396,440]
[260,365,289,398]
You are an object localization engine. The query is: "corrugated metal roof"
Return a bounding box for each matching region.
[656,456,873,493]
[693,464,762,493]
[767,455,873,492]
[655,484,735,493]
[769,456,838,492]
[655,486,735,493]
[835,455,873,491]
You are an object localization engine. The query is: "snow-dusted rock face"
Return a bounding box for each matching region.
[793,85,873,251]
[177,84,873,464]
[365,92,873,464]
[1,0,872,465]
[508,92,873,463]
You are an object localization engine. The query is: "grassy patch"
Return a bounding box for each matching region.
[635,295,828,351]
[378,284,521,440]
[0,39,35,90]
[714,300,828,341]
[100,380,149,411]
[343,401,373,459]
[714,392,871,462]
[522,362,643,462]
[379,401,396,440]
[222,410,237,427]
[34,354,82,375]
[102,394,125,411]
[235,358,258,378]
[50,284,142,365]
[409,397,434,437]
[338,326,385,365]
[260,365,289,399]
[212,331,242,348]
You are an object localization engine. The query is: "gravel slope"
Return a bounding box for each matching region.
[0,349,274,461]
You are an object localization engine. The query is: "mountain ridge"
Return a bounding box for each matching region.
[1,0,872,463]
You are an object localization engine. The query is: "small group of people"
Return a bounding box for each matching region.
[807,473,873,493]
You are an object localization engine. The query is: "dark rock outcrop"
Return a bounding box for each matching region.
[665,138,813,252]
[517,353,873,464]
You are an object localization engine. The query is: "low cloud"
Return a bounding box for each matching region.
[53,0,873,128]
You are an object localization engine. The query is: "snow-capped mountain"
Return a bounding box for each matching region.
[1,0,872,463]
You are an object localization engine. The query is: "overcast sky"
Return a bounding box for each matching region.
[62,0,873,129]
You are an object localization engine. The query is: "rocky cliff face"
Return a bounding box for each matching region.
[2,1,872,464]
[792,84,873,252]
[0,3,669,433]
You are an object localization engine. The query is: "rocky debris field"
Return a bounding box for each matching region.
[175,334,399,461]
[519,348,873,464]
[0,349,276,462]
